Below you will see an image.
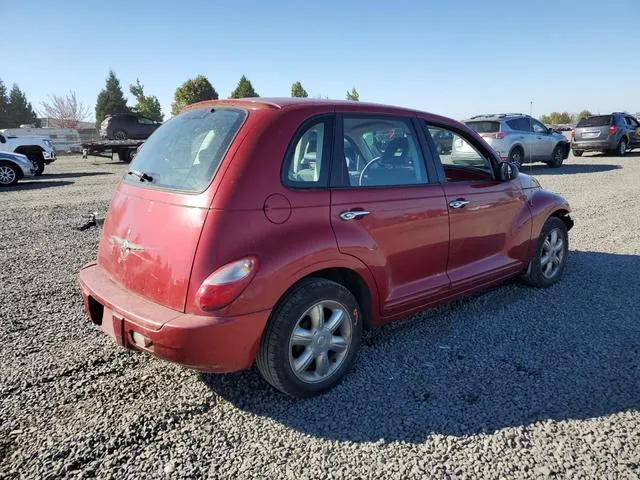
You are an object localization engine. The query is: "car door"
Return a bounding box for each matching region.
[423,122,531,293]
[531,119,555,160]
[625,116,640,147]
[330,114,450,319]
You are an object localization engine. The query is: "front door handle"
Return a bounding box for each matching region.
[340,210,370,221]
[449,199,470,209]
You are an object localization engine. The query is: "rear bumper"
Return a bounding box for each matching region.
[78,262,271,373]
[571,140,616,151]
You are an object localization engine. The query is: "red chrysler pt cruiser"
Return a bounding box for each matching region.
[79,98,573,397]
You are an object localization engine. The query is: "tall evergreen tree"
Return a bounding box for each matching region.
[130,79,163,122]
[0,79,9,128]
[95,70,130,125]
[291,81,308,98]
[6,84,38,127]
[230,75,259,98]
[346,87,360,102]
[171,75,218,116]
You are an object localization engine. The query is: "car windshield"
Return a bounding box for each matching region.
[577,115,611,127]
[465,121,500,133]
[125,107,246,192]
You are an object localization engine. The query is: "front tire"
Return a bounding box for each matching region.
[27,152,45,176]
[114,129,128,140]
[546,144,564,168]
[257,278,362,398]
[0,162,19,186]
[521,217,568,288]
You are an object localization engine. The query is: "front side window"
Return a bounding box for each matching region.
[531,119,548,134]
[627,117,640,128]
[342,117,428,187]
[427,125,494,181]
[125,107,246,192]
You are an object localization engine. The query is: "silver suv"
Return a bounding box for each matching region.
[457,114,570,168]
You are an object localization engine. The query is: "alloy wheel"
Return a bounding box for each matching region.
[540,228,565,279]
[0,165,16,185]
[288,300,353,384]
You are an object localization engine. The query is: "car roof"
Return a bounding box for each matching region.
[464,113,528,121]
[184,97,429,116]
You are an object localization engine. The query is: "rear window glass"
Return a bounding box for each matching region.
[577,115,611,127]
[125,108,246,192]
[464,121,500,133]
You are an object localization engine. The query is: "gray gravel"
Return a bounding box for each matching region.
[1,153,639,479]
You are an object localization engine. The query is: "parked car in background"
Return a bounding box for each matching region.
[79,98,573,398]
[2,126,82,153]
[0,131,56,175]
[459,114,570,168]
[431,128,454,154]
[100,114,162,140]
[0,151,36,186]
[571,113,640,157]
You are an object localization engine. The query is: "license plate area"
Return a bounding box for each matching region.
[101,307,124,345]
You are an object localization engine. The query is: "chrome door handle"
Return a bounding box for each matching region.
[449,199,470,209]
[340,210,370,221]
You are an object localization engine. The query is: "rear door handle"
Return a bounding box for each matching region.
[340,210,370,221]
[449,199,470,209]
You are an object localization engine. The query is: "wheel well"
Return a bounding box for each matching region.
[0,160,23,179]
[14,145,44,156]
[295,268,374,330]
[551,209,574,231]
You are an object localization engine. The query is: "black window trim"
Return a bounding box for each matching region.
[281,113,334,190]
[421,120,501,183]
[330,112,437,189]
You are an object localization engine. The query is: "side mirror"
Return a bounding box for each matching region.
[499,161,519,181]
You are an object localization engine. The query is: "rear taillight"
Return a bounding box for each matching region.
[608,125,617,136]
[480,132,507,139]
[571,129,575,139]
[195,257,259,311]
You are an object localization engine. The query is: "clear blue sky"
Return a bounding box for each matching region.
[4,0,639,121]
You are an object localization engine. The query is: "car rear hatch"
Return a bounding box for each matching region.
[574,115,612,141]
[96,107,247,314]
[464,120,504,144]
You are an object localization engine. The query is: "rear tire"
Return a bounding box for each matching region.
[617,138,627,157]
[256,278,362,398]
[547,144,564,168]
[573,150,583,157]
[521,217,568,288]
[114,129,127,140]
[508,147,524,167]
[26,152,45,176]
[0,162,19,186]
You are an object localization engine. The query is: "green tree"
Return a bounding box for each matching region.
[6,84,38,127]
[129,79,163,122]
[346,87,360,101]
[539,114,552,124]
[171,75,218,116]
[291,81,308,98]
[0,79,9,128]
[576,110,592,122]
[230,75,259,98]
[558,112,572,124]
[95,70,130,125]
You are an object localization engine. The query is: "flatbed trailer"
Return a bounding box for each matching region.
[81,139,144,163]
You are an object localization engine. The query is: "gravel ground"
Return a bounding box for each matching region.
[1,153,639,479]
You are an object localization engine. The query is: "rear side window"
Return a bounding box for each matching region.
[506,118,531,132]
[125,107,246,192]
[577,115,611,127]
[283,118,332,187]
[465,121,500,133]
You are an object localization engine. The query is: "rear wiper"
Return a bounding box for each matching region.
[127,169,153,182]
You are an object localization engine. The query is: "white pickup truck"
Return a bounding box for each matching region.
[0,131,56,175]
